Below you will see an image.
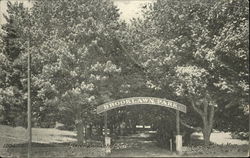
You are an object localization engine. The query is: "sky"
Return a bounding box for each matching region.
[113,0,154,21]
[0,0,31,24]
[0,0,154,24]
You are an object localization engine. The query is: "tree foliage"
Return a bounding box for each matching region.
[0,2,30,127]
[0,0,248,146]
[124,0,249,145]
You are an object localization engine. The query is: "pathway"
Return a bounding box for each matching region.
[109,132,177,157]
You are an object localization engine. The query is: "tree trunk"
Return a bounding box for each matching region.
[203,129,211,146]
[97,124,103,136]
[89,124,92,138]
[191,97,215,146]
[118,123,121,135]
[132,123,137,134]
[75,108,85,144]
[202,115,212,146]
[86,124,93,139]
[109,123,114,135]
[83,125,87,140]
[76,121,84,144]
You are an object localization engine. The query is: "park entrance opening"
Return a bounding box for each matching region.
[97,97,187,154]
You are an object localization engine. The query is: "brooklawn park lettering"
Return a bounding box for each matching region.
[97,97,187,114]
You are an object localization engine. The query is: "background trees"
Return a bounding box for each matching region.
[27,0,126,144]
[124,0,249,145]
[0,0,248,147]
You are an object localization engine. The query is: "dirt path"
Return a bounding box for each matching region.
[109,133,176,157]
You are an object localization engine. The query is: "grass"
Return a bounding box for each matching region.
[0,124,77,146]
[182,131,249,157]
[0,124,249,157]
[182,144,249,157]
[191,130,249,145]
[0,124,105,157]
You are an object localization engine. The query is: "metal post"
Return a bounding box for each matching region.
[27,41,32,158]
[104,112,107,137]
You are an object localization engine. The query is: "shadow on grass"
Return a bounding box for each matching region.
[3,141,105,157]
[58,134,76,139]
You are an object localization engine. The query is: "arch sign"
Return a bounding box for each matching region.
[97,97,186,114]
[98,97,187,154]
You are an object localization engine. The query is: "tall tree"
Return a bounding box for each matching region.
[24,0,125,143]
[125,0,249,145]
[0,1,30,127]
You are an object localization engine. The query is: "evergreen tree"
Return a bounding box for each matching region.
[0,1,29,127]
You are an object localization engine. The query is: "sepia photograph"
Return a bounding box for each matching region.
[0,0,249,157]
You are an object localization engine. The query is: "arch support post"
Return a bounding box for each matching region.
[104,112,111,154]
[176,111,182,154]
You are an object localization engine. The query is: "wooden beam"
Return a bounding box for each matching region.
[104,111,108,137]
[176,110,180,135]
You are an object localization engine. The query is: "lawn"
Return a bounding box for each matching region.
[0,125,105,157]
[0,124,249,157]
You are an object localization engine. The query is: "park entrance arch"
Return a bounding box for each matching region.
[97,97,187,154]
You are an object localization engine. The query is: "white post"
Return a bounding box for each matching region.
[105,136,111,154]
[104,112,111,154]
[176,135,182,154]
[176,111,182,154]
